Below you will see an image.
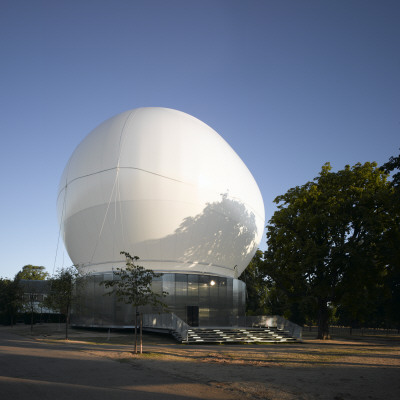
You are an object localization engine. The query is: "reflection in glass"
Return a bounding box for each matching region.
[72,272,246,328]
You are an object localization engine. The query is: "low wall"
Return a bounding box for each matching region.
[143,313,189,341]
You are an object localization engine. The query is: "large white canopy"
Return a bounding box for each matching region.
[57,107,265,277]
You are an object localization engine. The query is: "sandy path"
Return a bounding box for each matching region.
[0,329,239,400]
[1,324,400,400]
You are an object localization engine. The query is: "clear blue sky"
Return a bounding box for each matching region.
[1,0,399,279]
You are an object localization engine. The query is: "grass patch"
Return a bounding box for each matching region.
[139,351,166,359]
[68,336,135,345]
[117,358,132,363]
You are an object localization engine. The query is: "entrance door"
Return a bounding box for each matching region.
[186,305,199,327]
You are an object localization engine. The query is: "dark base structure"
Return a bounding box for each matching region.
[72,273,246,328]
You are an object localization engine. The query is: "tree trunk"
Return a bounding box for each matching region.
[30,307,34,333]
[65,306,69,340]
[134,306,138,354]
[317,299,331,339]
[140,313,143,354]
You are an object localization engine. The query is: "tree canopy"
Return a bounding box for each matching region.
[381,149,400,187]
[264,161,396,338]
[378,150,400,328]
[15,265,48,281]
[0,278,22,325]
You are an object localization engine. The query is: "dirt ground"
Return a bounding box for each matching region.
[2,323,400,400]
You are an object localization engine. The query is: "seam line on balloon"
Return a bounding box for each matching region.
[57,170,264,222]
[58,166,190,192]
[80,259,235,272]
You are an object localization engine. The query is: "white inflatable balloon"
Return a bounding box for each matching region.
[57,107,264,277]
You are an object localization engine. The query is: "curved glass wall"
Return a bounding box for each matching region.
[72,273,246,327]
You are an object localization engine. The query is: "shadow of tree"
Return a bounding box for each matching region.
[137,194,260,276]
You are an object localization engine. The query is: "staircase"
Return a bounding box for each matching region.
[143,313,302,344]
[173,327,297,344]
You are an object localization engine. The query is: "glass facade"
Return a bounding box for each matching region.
[72,273,246,327]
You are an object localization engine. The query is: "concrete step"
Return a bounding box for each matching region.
[173,327,298,344]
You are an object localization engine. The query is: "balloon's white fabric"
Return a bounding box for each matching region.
[57,108,265,277]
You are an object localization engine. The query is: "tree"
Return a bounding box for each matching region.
[239,250,268,315]
[381,149,400,186]
[15,265,48,281]
[20,281,40,332]
[44,266,81,340]
[16,265,49,332]
[265,162,394,339]
[101,252,168,354]
[379,150,400,328]
[0,278,22,326]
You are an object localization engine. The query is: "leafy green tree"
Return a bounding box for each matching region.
[16,265,48,281]
[101,252,168,354]
[381,149,400,186]
[379,150,400,328]
[16,265,49,332]
[265,162,394,339]
[0,278,22,326]
[44,266,81,339]
[239,250,268,315]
